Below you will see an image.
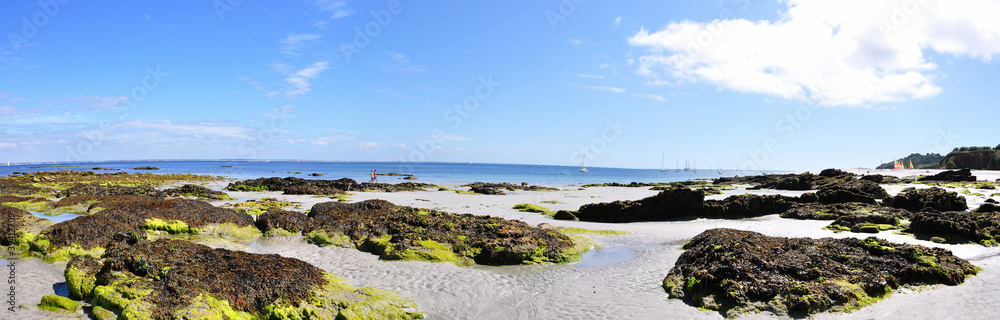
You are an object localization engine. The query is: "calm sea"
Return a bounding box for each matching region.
[0,160,777,186]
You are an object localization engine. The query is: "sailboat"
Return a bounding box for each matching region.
[692,158,698,173]
[675,160,680,172]
[659,154,668,172]
[717,161,723,174]
[684,160,691,171]
[465,157,471,165]
[580,156,588,172]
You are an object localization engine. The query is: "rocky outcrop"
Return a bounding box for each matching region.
[918,169,977,182]
[34,196,258,259]
[65,233,421,319]
[664,228,979,318]
[883,187,968,212]
[463,182,558,192]
[1,205,53,247]
[57,184,179,198]
[781,202,912,221]
[469,185,505,195]
[303,200,579,265]
[574,189,802,222]
[226,177,434,195]
[974,203,1000,213]
[171,184,232,200]
[574,189,706,222]
[816,179,889,205]
[909,211,1000,245]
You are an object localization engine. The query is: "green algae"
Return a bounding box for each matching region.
[193,222,262,242]
[261,274,422,320]
[305,230,354,248]
[2,200,53,212]
[144,218,191,234]
[512,203,554,215]
[174,294,256,319]
[91,285,155,320]
[396,240,466,264]
[66,265,97,300]
[90,306,117,320]
[47,245,105,262]
[38,294,79,312]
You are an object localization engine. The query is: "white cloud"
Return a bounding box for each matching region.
[380,52,427,75]
[116,120,255,139]
[356,142,380,148]
[46,95,128,111]
[280,34,321,56]
[285,61,330,98]
[314,0,354,19]
[0,143,16,148]
[587,86,626,93]
[615,16,622,26]
[569,38,583,46]
[237,77,279,98]
[628,0,1000,107]
[391,143,409,149]
[635,93,667,102]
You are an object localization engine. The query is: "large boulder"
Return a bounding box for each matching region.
[883,187,968,212]
[66,233,421,319]
[781,202,911,221]
[702,194,795,218]
[919,169,977,182]
[255,209,308,235]
[664,228,979,318]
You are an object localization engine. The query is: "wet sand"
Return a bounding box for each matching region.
[9,173,1000,319]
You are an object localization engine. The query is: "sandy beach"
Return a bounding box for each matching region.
[9,170,1000,319]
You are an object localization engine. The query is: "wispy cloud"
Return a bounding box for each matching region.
[314,0,354,19]
[440,134,470,141]
[356,142,380,148]
[46,95,128,111]
[285,61,330,98]
[237,77,279,98]
[280,34,322,56]
[380,52,427,75]
[587,86,626,93]
[311,135,355,145]
[615,16,622,26]
[576,74,605,79]
[569,38,583,46]
[635,93,667,102]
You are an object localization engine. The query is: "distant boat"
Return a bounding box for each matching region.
[684,159,691,171]
[538,165,543,168]
[693,158,697,173]
[659,154,668,172]
[580,157,589,172]
[717,161,723,174]
[465,157,471,165]
[675,160,680,172]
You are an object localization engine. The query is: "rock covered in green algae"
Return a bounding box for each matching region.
[883,187,968,212]
[909,210,1000,246]
[68,232,422,320]
[171,184,233,200]
[38,294,79,311]
[781,202,911,221]
[815,179,889,204]
[664,228,979,318]
[304,199,579,265]
[32,196,259,261]
[0,205,53,249]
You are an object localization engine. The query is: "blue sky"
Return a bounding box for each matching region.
[1,0,998,171]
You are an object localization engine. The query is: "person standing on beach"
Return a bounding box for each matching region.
[373,169,378,183]
[368,170,375,183]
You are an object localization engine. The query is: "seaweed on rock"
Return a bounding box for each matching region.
[303,199,578,265]
[883,187,968,212]
[664,228,979,318]
[68,233,421,319]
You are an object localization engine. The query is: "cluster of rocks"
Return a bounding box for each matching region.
[918,168,977,182]
[461,182,559,195]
